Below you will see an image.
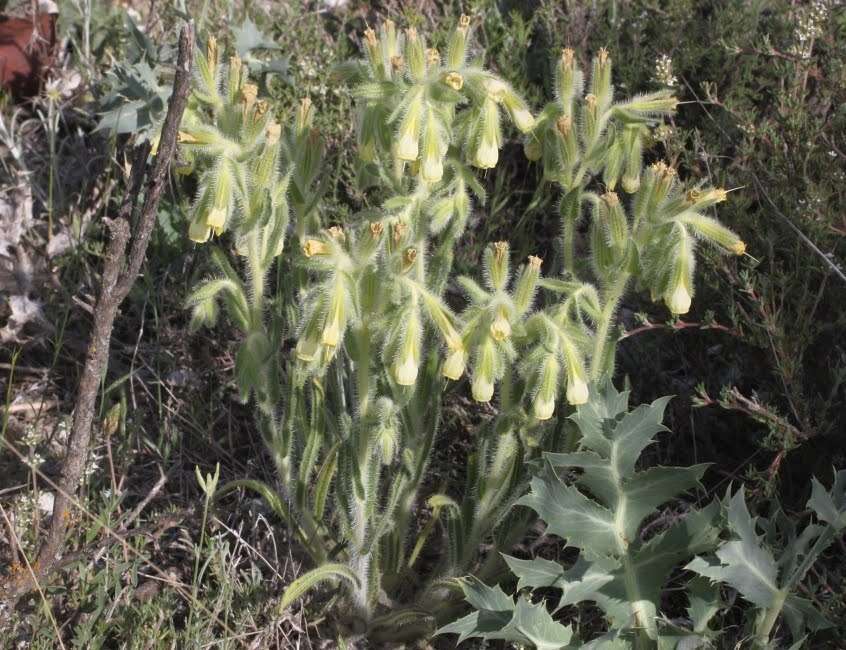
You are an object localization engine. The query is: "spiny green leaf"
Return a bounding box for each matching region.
[607,395,672,479]
[808,469,846,530]
[503,598,575,649]
[621,464,709,540]
[686,576,723,634]
[517,476,618,557]
[503,554,614,611]
[686,540,779,610]
[437,577,515,644]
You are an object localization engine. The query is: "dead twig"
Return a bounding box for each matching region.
[0,22,194,604]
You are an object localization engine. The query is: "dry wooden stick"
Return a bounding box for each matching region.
[0,22,194,604]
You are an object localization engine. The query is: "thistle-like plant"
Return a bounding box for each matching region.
[180,17,748,643]
[687,470,846,649]
[440,384,722,648]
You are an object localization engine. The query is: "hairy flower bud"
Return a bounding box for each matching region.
[474,136,498,169]
[490,310,512,341]
[394,352,419,386]
[188,219,211,243]
[444,14,471,67]
[472,374,494,402]
[206,207,226,231]
[566,377,589,405]
[514,255,542,313]
[405,27,426,80]
[394,311,421,385]
[665,284,692,315]
[533,392,555,420]
[484,77,508,101]
[504,95,534,133]
[442,346,466,380]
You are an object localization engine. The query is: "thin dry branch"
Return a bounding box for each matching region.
[0,22,194,604]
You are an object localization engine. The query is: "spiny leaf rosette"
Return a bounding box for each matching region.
[179,18,746,643]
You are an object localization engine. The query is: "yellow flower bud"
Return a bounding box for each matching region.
[733,240,746,255]
[398,132,419,161]
[665,284,692,315]
[474,137,499,169]
[484,77,508,101]
[394,353,419,386]
[490,311,511,341]
[472,375,494,402]
[512,106,535,132]
[206,207,226,230]
[422,155,443,182]
[188,220,211,243]
[442,347,466,380]
[566,377,589,405]
[533,393,555,420]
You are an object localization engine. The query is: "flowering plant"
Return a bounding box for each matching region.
[181,16,743,640]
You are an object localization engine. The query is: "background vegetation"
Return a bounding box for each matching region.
[0,0,843,647]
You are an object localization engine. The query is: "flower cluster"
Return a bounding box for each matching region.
[653,53,678,87]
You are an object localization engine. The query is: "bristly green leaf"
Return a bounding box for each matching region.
[503,598,575,650]
[436,577,516,645]
[808,469,846,530]
[463,386,720,645]
[503,554,614,611]
[686,489,780,609]
[687,474,845,646]
[517,475,618,557]
[437,578,576,649]
[279,563,360,611]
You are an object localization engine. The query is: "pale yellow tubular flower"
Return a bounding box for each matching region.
[566,377,589,405]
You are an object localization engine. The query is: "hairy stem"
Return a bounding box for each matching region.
[590,271,630,382]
